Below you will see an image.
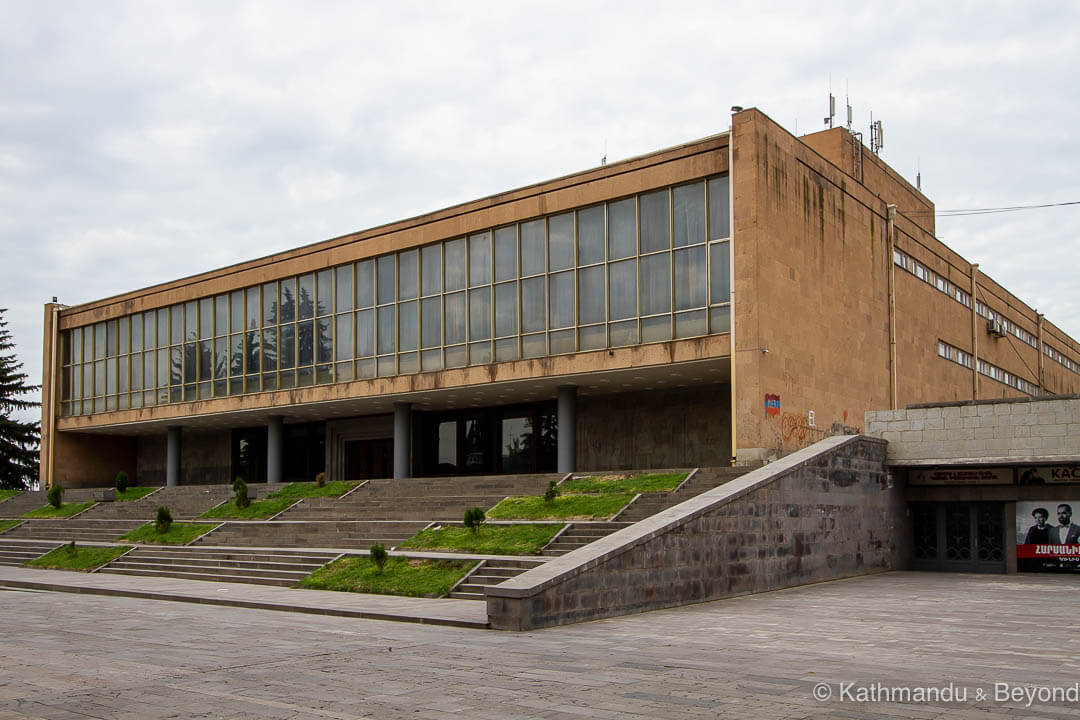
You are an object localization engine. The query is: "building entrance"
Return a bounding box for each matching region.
[911,502,1006,573]
[344,438,392,480]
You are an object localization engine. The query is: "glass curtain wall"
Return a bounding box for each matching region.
[59,175,732,416]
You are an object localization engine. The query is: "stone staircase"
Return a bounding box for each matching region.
[191,520,428,549]
[0,491,48,518]
[0,539,62,566]
[276,473,557,521]
[78,484,278,520]
[613,467,749,523]
[96,546,340,587]
[540,522,632,556]
[448,557,547,600]
[0,519,146,543]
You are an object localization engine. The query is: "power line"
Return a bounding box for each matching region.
[904,200,1080,217]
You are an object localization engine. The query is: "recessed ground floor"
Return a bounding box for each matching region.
[3,571,1078,718]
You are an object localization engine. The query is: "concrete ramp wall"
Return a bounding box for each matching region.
[486,435,904,630]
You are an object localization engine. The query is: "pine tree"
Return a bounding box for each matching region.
[0,309,40,489]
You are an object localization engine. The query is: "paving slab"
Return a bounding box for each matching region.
[0,564,487,628]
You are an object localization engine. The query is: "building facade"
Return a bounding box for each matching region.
[38,109,1080,489]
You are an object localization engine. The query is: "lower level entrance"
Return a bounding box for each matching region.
[911,502,1006,573]
[344,438,393,480]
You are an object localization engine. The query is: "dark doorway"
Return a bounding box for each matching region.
[418,402,556,476]
[911,502,1005,573]
[284,422,325,483]
[231,427,267,484]
[344,438,392,480]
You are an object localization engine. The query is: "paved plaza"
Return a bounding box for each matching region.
[1,571,1078,719]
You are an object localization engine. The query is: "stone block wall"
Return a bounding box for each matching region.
[487,435,903,630]
[866,396,1080,463]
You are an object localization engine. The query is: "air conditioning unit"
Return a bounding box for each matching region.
[987,319,1006,338]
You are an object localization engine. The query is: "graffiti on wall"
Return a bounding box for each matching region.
[766,398,862,453]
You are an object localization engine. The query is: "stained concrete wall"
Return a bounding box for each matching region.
[52,432,136,489]
[487,435,902,630]
[136,429,231,486]
[577,385,731,470]
[866,396,1080,465]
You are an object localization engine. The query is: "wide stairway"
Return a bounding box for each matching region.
[540,522,632,556]
[191,520,428,549]
[0,539,62,566]
[1,519,146,543]
[448,557,547,600]
[96,545,340,586]
[613,467,750,523]
[276,473,557,521]
[79,485,271,520]
[0,491,48,518]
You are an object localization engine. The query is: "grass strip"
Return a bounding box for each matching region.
[267,481,359,500]
[23,501,96,519]
[0,489,20,503]
[115,486,158,502]
[199,497,296,520]
[487,493,635,520]
[561,472,688,494]
[400,523,565,555]
[120,522,220,545]
[0,519,22,534]
[297,556,475,597]
[27,544,130,571]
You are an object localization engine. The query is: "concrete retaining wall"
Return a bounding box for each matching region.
[486,435,903,630]
[866,396,1080,464]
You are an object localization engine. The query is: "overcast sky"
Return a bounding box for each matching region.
[2,1,1078,423]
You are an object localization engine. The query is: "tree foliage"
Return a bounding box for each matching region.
[0,309,40,490]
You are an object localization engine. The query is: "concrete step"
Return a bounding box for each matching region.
[0,492,48,517]
[96,545,338,587]
[2,519,145,543]
[100,567,298,587]
[0,540,63,566]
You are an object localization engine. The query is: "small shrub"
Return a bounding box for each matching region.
[66,540,76,553]
[115,471,130,494]
[463,506,486,534]
[543,479,560,504]
[47,483,63,509]
[155,506,173,533]
[369,542,388,573]
[233,478,250,509]
[315,471,326,488]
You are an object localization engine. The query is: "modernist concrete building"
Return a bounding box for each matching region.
[38,108,1080,491]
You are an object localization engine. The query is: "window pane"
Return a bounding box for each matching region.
[549,271,574,329]
[316,269,332,315]
[130,354,142,390]
[245,288,259,330]
[708,175,731,240]
[214,338,227,378]
[158,309,170,347]
[710,306,731,333]
[673,182,706,247]
[262,328,277,371]
[278,276,296,323]
[494,226,517,282]
[229,291,243,333]
[183,302,197,341]
[263,282,278,326]
[356,260,374,308]
[577,205,604,266]
[377,306,395,354]
[641,253,671,315]
[521,219,545,276]
[106,320,117,357]
[118,318,129,354]
[494,282,517,337]
[421,297,441,349]
[469,287,491,340]
[521,276,546,333]
[279,325,295,369]
[215,294,229,335]
[398,250,417,301]
[298,321,314,365]
[171,346,183,384]
[298,273,315,319]
[356,310,374,357]
[608,197,636,260]
[335,314,353,361]
[579,324,606,351]
[548,213,573,271]
[421,244,442,296]
[674,246,707,310]
[245,331,259,374]
[609,259,637,320]
[398,301,417,352]
[675,309,708,338]
[710,241,731,304]
[469,232,491,286]
[317,318,332,363]
[642,314,671,343]
[445,292,466,345]
[501,415,532,473]
[550,328,574,355]
[71,329,82,364]
[106,358,117,394]
[335,265,354,312]
[640,189,670,253]
[578,266,605,325]
[230,335,243,376]
[143,313,155,352]
[199,340,213,380]
[445,237,466,291]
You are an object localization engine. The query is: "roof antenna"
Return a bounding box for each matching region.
[824,74,835,128]
[916,157,922,191]
[600,138,607,166]
[845,81,853,132]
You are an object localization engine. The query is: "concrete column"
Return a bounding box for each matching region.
[166,426,181,487]
[393,402,412,480]
[557,385,577,474]
[267,415,284,484]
